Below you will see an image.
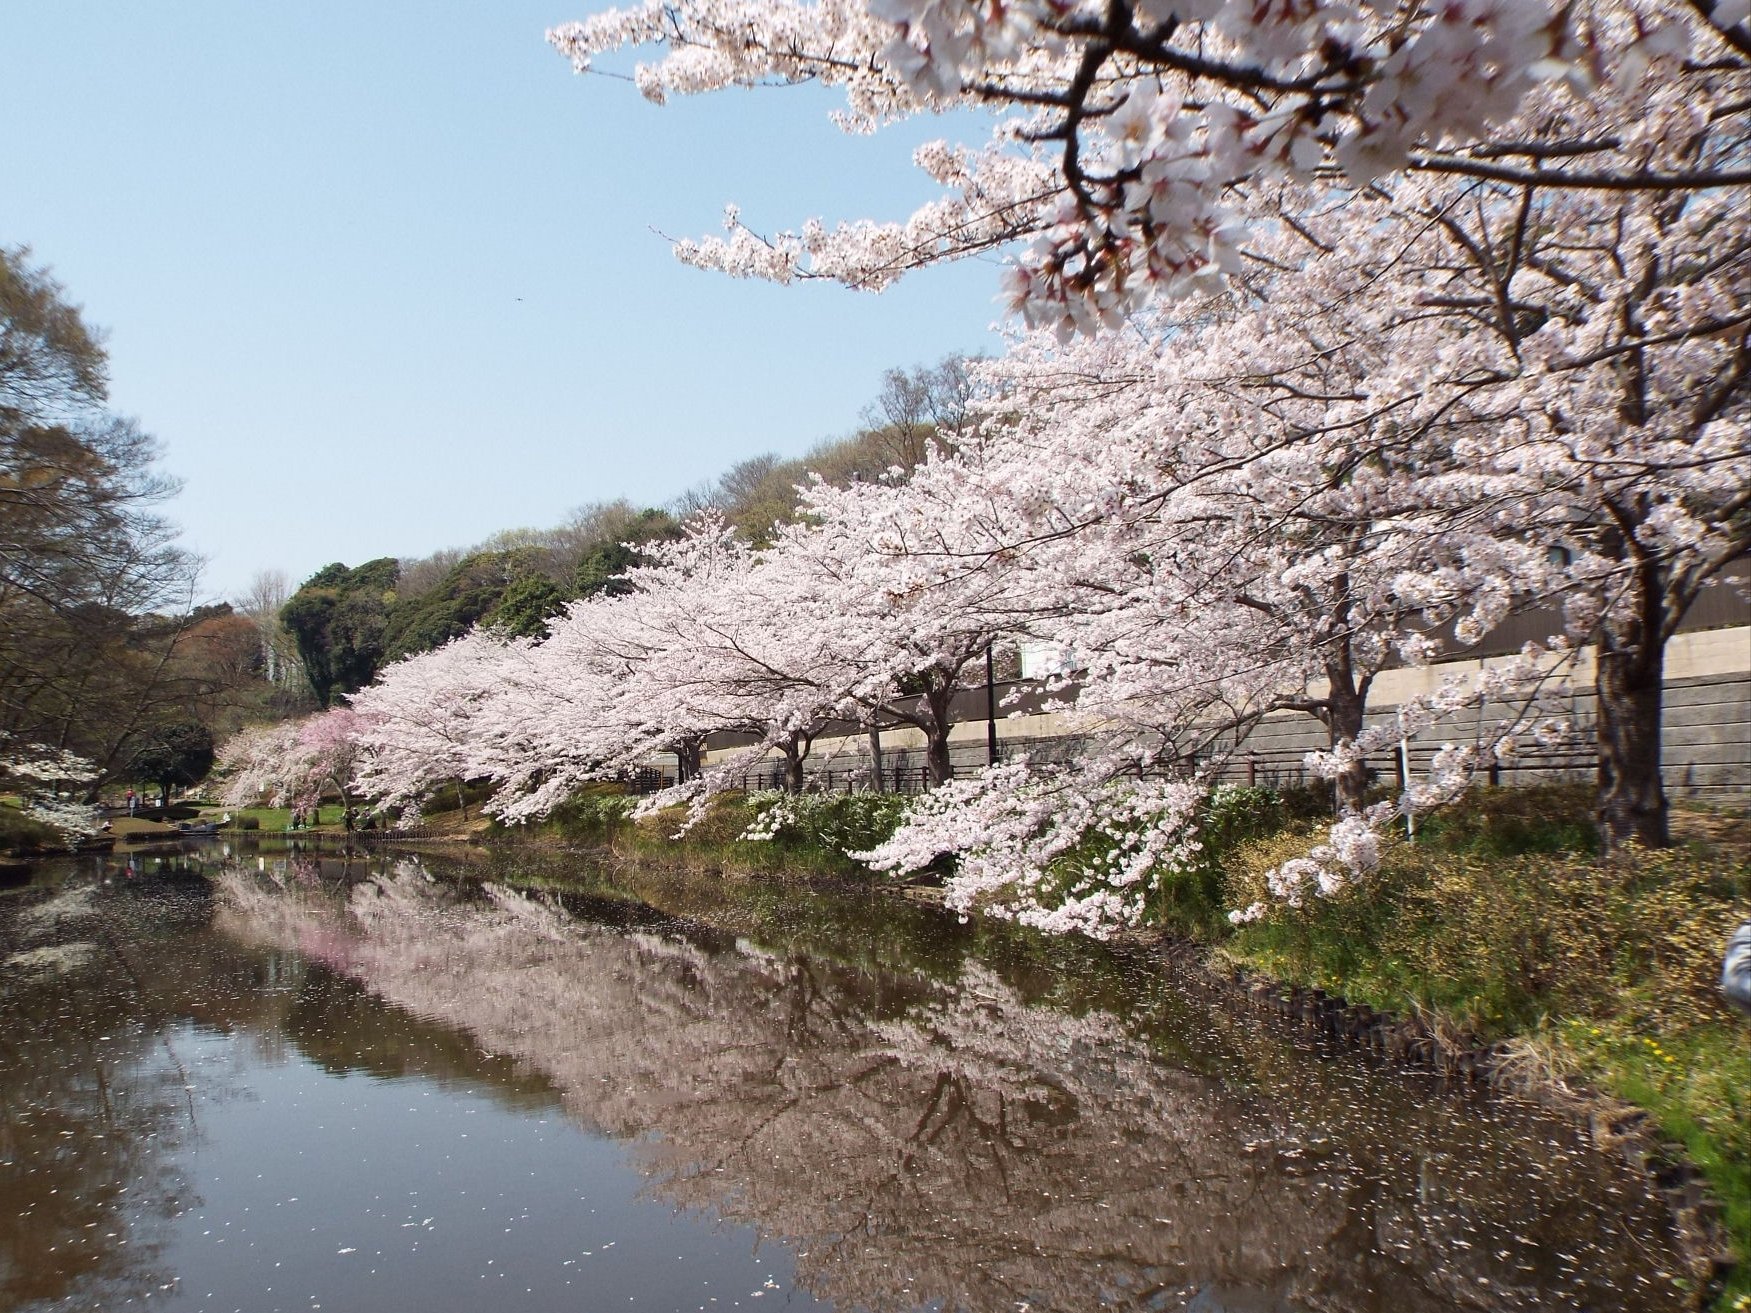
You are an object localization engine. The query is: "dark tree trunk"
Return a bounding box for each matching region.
[907,675,959,786]
[675,739,703,784]
[867,725,885,793]
[1596,638,1669,849]
[925,732,953,787]
[1325,672,1369,814]
[781,739,807,793]
[984,643,1000,766]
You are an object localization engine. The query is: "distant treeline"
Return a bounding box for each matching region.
[280,358,974,707]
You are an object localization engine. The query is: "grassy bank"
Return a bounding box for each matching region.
[0,797,63,853]
[1210,786,1750,1309]
[217,804,348,832]
[483,785,911,878]
[434,776,1751,1303]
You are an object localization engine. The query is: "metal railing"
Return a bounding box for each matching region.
[624,732,1597,801]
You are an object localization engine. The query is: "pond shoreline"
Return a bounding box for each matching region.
[600,840,1737,1307]
[1202,951,1735,1299]
[195,820,1739,1305]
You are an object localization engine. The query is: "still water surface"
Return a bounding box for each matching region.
[0,842,1692,1312]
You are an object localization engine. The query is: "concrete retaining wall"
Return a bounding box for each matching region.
[706,626,1751,807]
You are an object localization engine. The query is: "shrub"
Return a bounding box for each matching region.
[740,790,911,858]
[0,803,63,853]
[533,787,637,843]
[1151,784,1289,935]
[1411,781,1598,858]
[1222,832,1750,1035]
[419,779,498,817]
[235,816,260,831]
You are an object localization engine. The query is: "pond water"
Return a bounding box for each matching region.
[0,840,1693,1312]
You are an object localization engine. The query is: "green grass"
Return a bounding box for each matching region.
[0,800,63,852]
[1558,1019,1751,1309]
[1214,784,1751,1308]
[219,804,347,831]
[489,786,910,878]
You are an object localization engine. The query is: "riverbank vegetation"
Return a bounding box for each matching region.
[453,777,1749,1302]
[1213,787,1750,1301]
[0,796,63,853]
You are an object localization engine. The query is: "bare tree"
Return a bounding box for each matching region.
[239,569,300,687]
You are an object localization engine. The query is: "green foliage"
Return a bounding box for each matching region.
[281,558,399,705]
[1274,781,1338,822]
[414,778,498,818]
[1151,785,1289,935]
[739,789,911,857]
[486,791,637,843]
[1226,835,1748,1029]
[1412,781,1599,857]
[0,801,62,853]
[574,540,641,598]
[381,551,512,659]
[379,547,586,658]
[129,720,216,800]
[484,575,567,638]
[573,510,680,598]
[300,562,352,590]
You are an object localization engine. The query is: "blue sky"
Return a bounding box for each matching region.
[6,2,1005,601]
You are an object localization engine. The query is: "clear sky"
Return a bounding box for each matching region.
[6,2,1006,602]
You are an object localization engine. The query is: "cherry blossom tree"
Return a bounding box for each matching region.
[0,731,100,841]
[776,473,1017,785]
[349,629,537,821]
[302,4,1747,924]
[550,0,1748,332]
[1345,73,1751,846]
[216,708,375,813]
[215,721,303,809]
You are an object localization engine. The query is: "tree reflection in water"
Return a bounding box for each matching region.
[0,882,201,1308]
[210,861,1687,1313]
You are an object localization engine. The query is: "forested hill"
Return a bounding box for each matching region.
[276,358,974,708]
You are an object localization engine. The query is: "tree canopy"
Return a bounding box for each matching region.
[0,246,221,792]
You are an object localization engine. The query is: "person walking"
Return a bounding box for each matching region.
[126,789,136,817]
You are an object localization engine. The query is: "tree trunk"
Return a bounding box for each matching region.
[675,738,703,784]
[1325,677,1368,814]
[923,680,956,786]
[1596,638,1669,848]
[781,740,806,793]
[867,725,885,793]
